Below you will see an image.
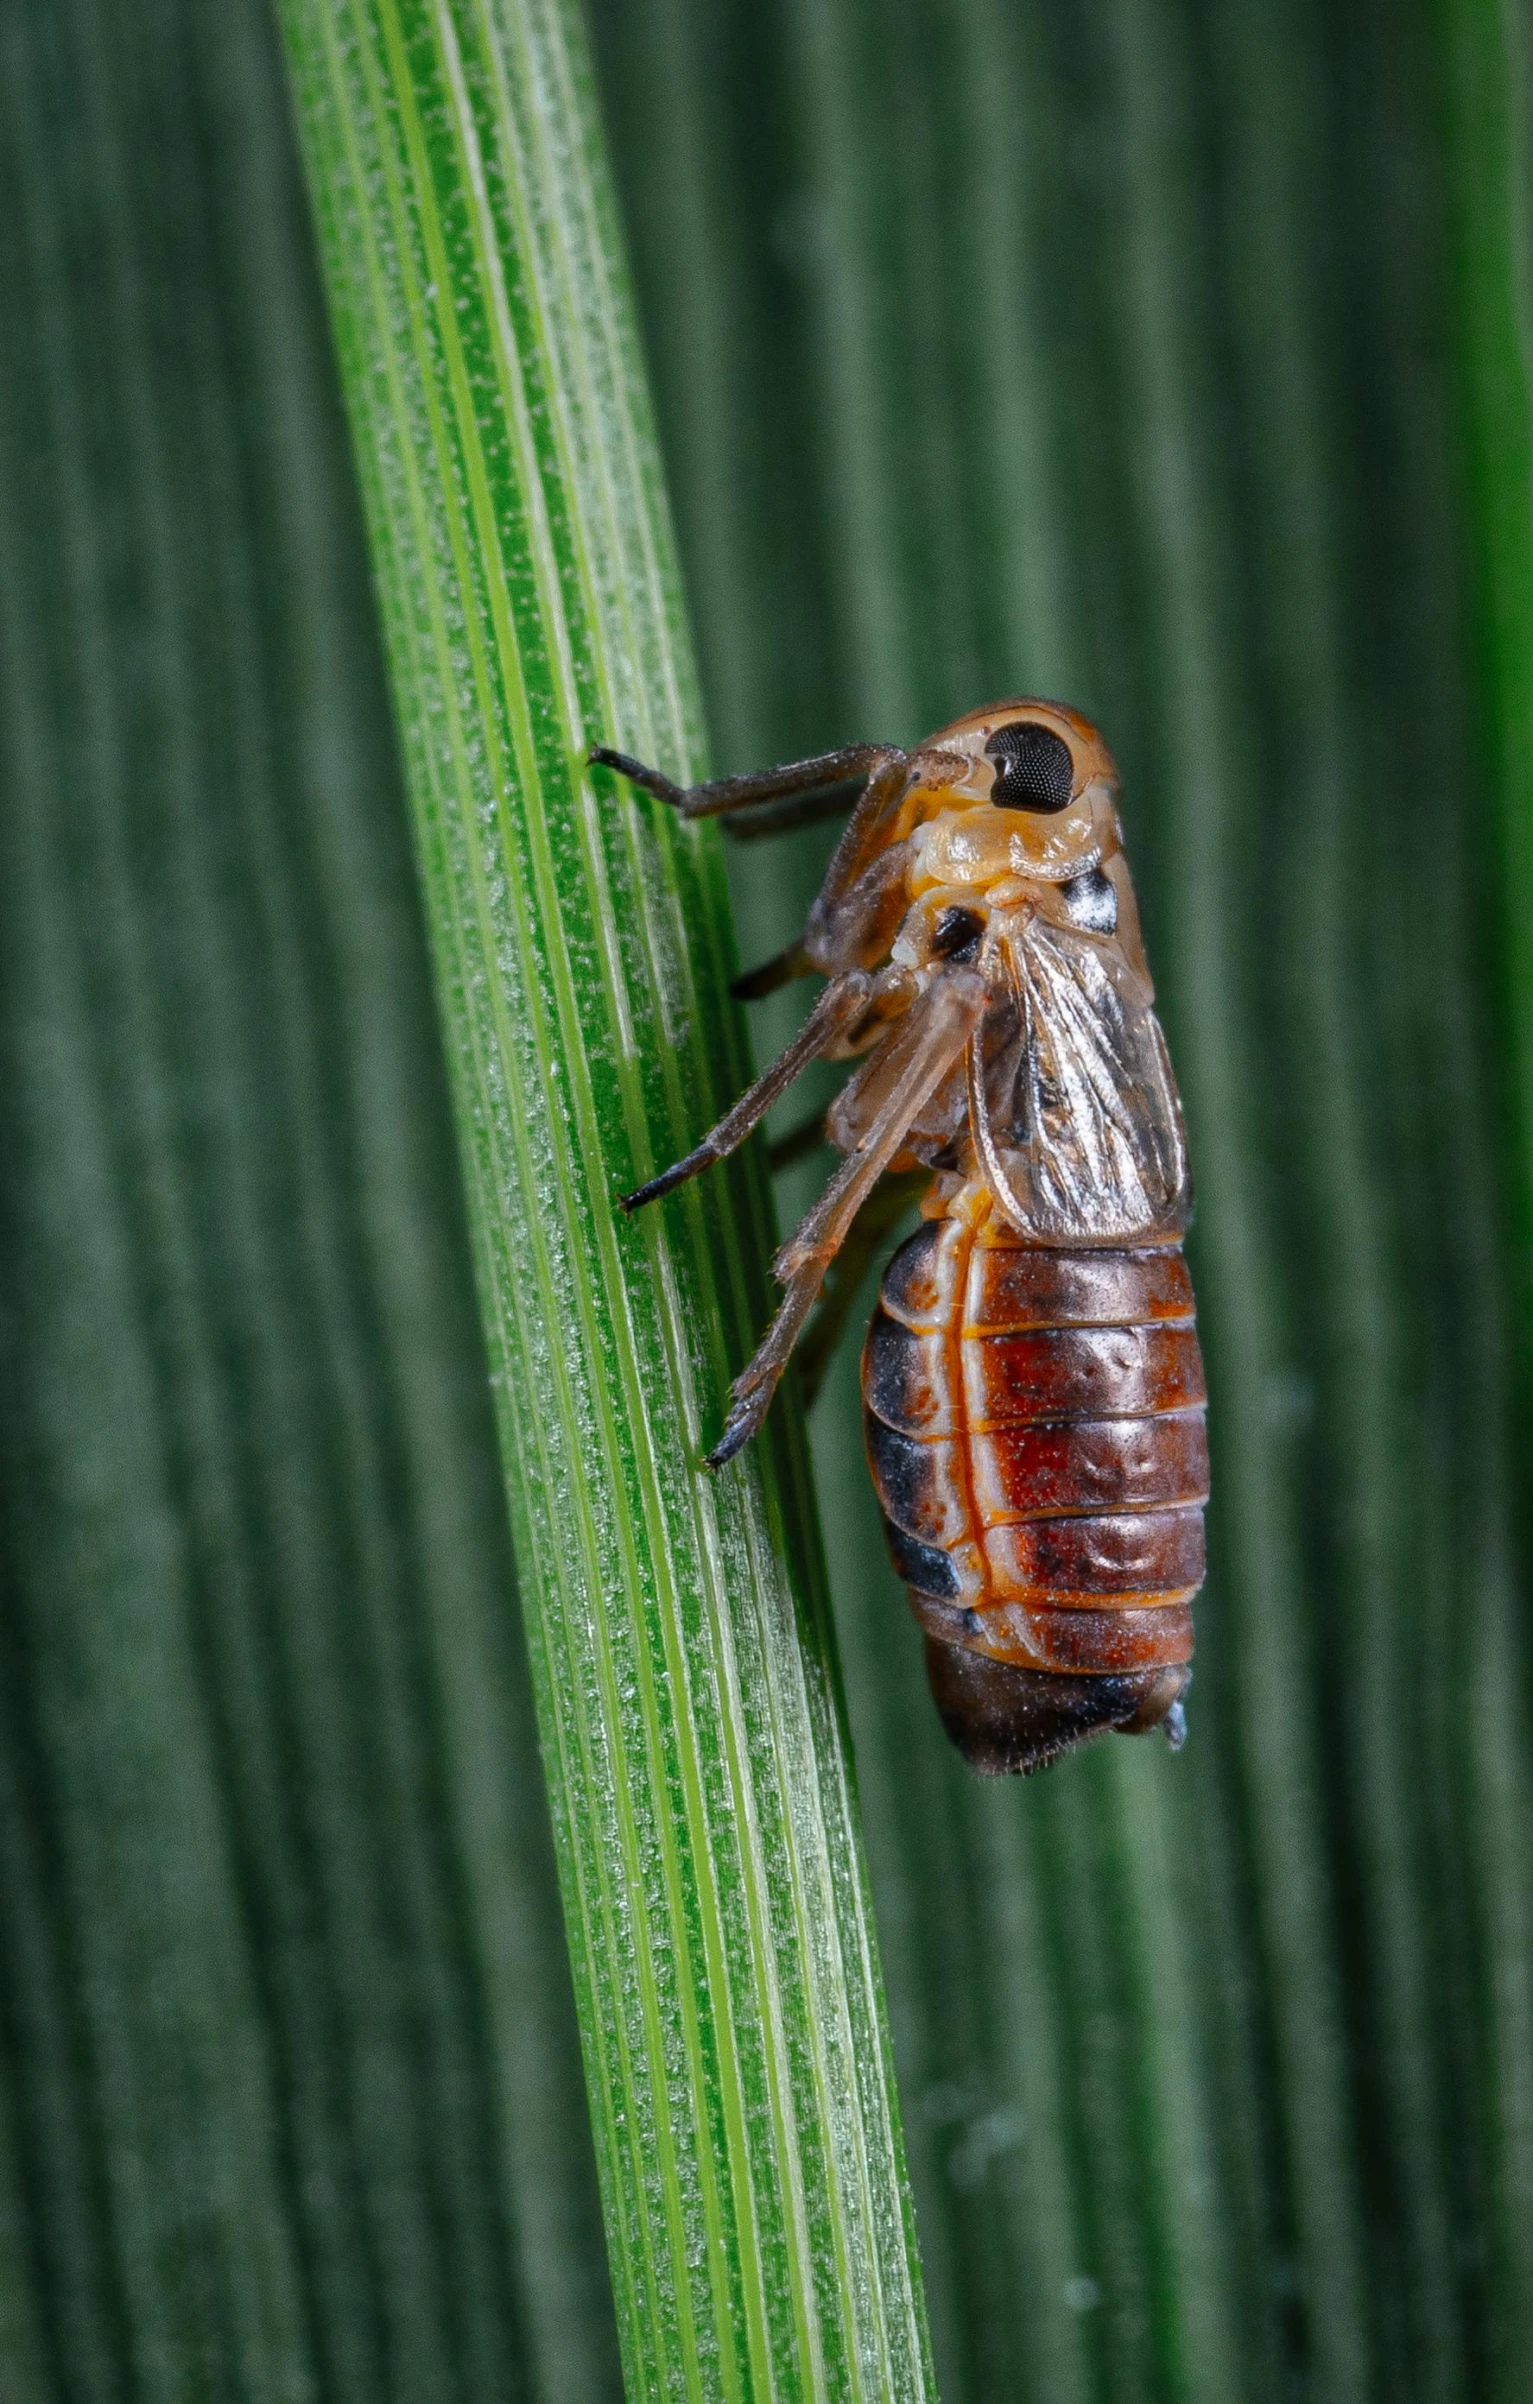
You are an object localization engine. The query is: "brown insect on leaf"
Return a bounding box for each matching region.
[595,700,1206,1774]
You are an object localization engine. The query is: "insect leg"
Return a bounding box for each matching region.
[731,835,915,998]
[589,742,903,825]
[719,791,871,843]
[731,941,814,1002]
[708,971,986,1466]
[793,1168,929,1410]
[620,969,874,1212]
[735,826,922,995]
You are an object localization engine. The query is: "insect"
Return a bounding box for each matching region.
[593,700,1206,1775]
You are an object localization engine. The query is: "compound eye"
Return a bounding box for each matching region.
[985,722,1075,813]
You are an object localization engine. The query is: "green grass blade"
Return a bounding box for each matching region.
[275,3,935,2398]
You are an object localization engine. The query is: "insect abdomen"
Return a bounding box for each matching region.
[862,1203,1208,1775]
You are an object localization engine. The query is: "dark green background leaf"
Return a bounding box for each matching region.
[0,2,615,2396]
[590,0,1533,2397]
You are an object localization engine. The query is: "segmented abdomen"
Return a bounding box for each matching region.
[862,1197,1208,1774]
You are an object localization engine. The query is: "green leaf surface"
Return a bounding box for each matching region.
[275,1,933,2399]
[590,0,1533,2397]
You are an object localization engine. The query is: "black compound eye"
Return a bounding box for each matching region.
[930,905,984,960]
[1058,865,1118,935]
[985,722,1075,813]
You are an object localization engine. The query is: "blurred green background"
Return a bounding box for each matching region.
[1,0,1530,2397]
[588,1,1533,2394]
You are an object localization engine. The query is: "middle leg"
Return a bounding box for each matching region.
[620,968,875,1212]
[708,969,986,1464]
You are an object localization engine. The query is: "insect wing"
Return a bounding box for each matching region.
[974,915,1190,1243]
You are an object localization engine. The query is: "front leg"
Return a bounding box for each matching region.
[732,844,917,1001]
[589,741,905,827]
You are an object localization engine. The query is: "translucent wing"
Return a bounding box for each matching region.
[970,912,1191,1243]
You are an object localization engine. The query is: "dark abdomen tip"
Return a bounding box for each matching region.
[922,1637,1191,1776]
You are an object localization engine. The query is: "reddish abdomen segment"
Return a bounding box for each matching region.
[863,1204,1208,1775]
